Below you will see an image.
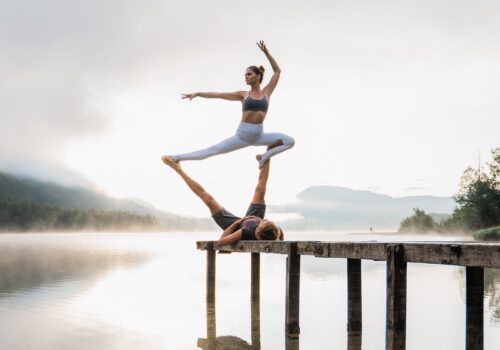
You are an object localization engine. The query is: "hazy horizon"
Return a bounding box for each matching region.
[2,0,499,216]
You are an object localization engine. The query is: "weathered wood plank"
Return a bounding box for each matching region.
[466,266,484,350]
[197,241,290,254]
[347,259,362,350]
[206,243,216,348]
[251,253,261,349]
[329,242,387,261]
[404,243,500,268]
[286,242,301,350]
[386,244,406,350]
[197,241,500,268]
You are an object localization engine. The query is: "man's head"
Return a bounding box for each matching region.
[255,219,284,241]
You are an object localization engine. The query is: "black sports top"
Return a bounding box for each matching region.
[241,216,262,240]
[242,94,269,113]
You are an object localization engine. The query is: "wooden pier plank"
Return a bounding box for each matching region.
[206,243,216,348]
[251,253,261,349]
[386,244,407,350]
[286,242,301,350]
[347,258,362,350]
[466,266,484,350]
[197,241,500,268]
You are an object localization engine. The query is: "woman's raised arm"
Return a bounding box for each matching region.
[257,41,281,97]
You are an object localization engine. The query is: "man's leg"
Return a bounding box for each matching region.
[162,156,222,215]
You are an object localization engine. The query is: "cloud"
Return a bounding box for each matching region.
[402,186,428,192]
[362,185,384,192]
[1,0,500,208]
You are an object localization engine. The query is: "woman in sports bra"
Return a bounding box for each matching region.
[162,41,294,168]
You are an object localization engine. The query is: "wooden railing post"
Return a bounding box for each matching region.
[347,258,362,350]
[251,253,261,349]
[466,266,484,350]
[386,244,407,350]
[286,242,301,350]
[206,242,216,349]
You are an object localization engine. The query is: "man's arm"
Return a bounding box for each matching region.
[251,140,282,204]
[251,158,270,205]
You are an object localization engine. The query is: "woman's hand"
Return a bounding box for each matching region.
[181,93,198,101]
[257,40,269,54]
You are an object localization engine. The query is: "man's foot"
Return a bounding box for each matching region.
[161,155,181,171]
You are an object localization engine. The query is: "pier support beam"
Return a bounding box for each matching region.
[386,244,407,350]
[206,243,216,349]
[251,253,261,349]
[347,259,362,350]
[466,266,484,350]
[286,242,301,350]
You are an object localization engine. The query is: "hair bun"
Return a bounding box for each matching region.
[259,65,265,73]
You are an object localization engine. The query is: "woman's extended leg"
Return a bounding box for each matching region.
[168,135,250,162]
[254,132,295,168]
[161,156,222,215]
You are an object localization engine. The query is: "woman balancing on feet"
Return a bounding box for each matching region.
[162,144,284,245]
[162,40,294,169]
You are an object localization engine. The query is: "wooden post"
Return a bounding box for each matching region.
[206,243,216,349]
[347,259,362,350]
[386,244,406,350]
[466,266,484,350]
[251,253,261,349]
[286,242,301,350]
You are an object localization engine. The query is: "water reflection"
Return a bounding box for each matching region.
[455,268,500,324]
[0,244,149,295]
[197,335,254,350]
[198,300,259,350]
[485,269,500,322]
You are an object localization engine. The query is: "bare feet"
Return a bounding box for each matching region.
[256,140,283,168]
[256,154,267,169]
[161,155,181,171]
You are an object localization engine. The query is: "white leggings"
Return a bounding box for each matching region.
[171,122,295,165]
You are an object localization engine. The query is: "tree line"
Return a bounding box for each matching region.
[0,201,161,232]
[399,147,500,240]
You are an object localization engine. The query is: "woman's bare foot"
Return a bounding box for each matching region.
[161,155,181,171]
[256,154,267,169]
[256,140,282,168]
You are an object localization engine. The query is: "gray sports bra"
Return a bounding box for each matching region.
[242,94,269,113]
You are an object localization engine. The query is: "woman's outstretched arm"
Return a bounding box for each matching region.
[257,41,281,97]
[181,91,245,101]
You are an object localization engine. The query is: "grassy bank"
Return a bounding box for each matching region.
[473,226,500,241]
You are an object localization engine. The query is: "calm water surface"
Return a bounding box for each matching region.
[0,232,499,350]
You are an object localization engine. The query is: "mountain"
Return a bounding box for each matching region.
[269,186,456,230]
[0,171,214,231]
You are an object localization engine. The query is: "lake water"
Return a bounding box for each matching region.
[0,232,498,350]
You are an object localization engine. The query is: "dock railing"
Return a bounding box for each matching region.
[196,240,500,350]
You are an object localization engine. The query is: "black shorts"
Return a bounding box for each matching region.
[212,203,266,230]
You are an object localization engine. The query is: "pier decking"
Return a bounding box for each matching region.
[197,241,500,350]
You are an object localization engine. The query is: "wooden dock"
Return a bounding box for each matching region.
[196,241,500,350]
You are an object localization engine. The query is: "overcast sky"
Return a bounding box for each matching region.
[1,0,500,217]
